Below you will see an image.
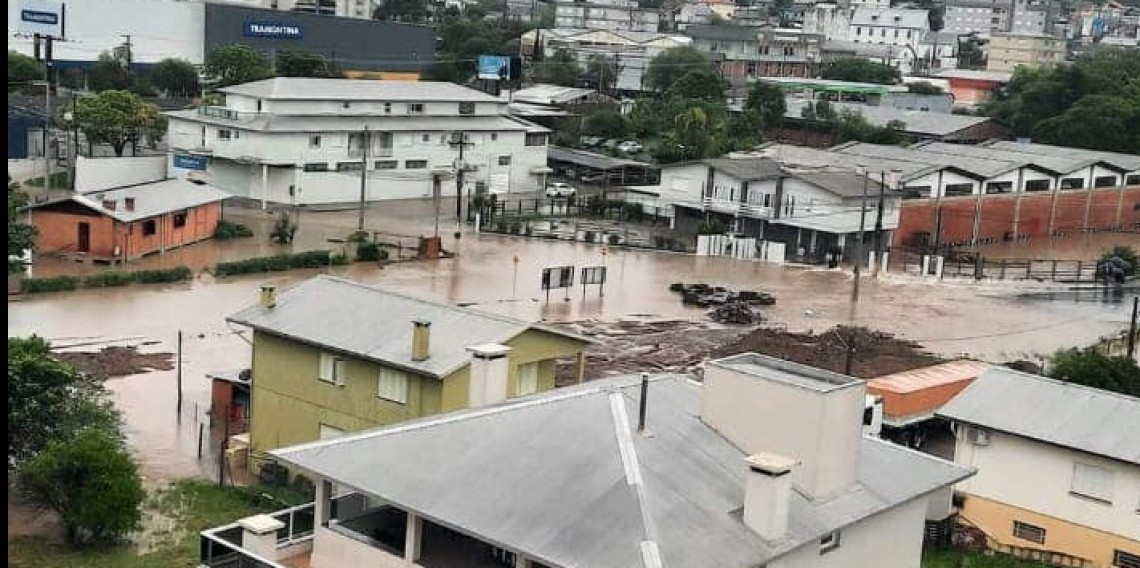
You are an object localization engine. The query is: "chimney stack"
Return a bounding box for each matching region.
[412,320,432,362]
[260,284,277,309]
[637,372,649,433]
[102,199,117,211]
[466,343,512,407]
[743,452,799,541]
[124,197,136,211]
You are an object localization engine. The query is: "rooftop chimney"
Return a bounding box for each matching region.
[102,199,117,211]
[743,452,799,541]
[260,285,277,309]
[124,197,136,212]
[702,354,865,501]
[412,320,432,362]
[637,372,649,433]
[466,343,512,407]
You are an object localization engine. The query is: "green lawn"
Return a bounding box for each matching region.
[8,479,306,568]
[923,550,1052,568]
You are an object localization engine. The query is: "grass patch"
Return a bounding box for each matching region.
[8,479,308,568]
[922,550,1052,568]
[22,267,193,294]
[22,171,72,189]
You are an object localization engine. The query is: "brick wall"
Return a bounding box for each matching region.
[122,202,222,258]
[31,210,118,257]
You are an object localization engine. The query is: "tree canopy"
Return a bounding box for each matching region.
[582,109,630,139]
[432,7,532,83]
[276,49,341,78]
[89,51,130,92]
[8,51,44,91]
[820,57,901,84]
[8,179,35,271]
[373,0,430,23]
[1048,348,1140,396]
[538,49,581,87]
[745,80,788,131]
[149,58,200,97]
[73,90,168,157]
[835,111,911,145]
[646,46,712,92]
[585,54,619,93]
[986,48,1140,153]
[666,68,728,102]
[204,44,272,87]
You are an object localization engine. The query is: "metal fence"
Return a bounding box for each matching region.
[199,502,316,568]
[887,248,1100,283]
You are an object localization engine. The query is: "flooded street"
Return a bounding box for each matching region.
[8,201,1135,481]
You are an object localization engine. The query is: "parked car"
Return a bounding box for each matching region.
[601,139,620,150]
[545,182,576,198]
[580,136,603,148]
[617,140,643,154]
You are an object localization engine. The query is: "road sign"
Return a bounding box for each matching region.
[541,265,574,301]
[580,265,607,298]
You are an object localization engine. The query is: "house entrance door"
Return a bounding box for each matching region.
[77,222,91,252]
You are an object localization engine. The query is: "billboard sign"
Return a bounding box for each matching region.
[541,266,574,290]
[580,266,606,285]
[173,154,208,171]
[19,0,65,38]
[243,21,304,39]
[477,55,511,80]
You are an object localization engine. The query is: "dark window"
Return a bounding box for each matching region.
[1094,175,1117,188]
[173,211,187,228]
[525,133,547,146]
[405,160,428,169]
[256,99,263,112]
[1126,174,1140,186]
[142,219,157,236]
[422,133,431,142]
[459,101,475,115]
[1060,178,1084,190]
[985,181,1013,194]
[384,102,392,114]
[1012,521,1046,544]
[1024,179,1051,192]
[408,103,424,115]
[944,183,974,197]
[309,135,321,148]
[374,160,398,169]
[903,186,932,199]
[863,407,874,425]
[490,132,498,142]
[337,162,363,172]
[819,530,841,554]
[498,155,511,166]
[1115,550,1140,568]
[218,129,233,140]
[304,163,329,172]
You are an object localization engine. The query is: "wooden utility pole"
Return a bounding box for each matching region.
[1128,296,1138,361]
[449,132,473,223]
[852,168,870,303]
[176,330,183,417]
[357,126,370,231]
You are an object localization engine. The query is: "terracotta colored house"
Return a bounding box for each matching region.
[29,179,229,261]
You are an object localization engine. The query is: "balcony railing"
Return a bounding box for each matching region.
[199,502,315,568]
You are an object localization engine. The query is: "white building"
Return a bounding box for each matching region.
[199,355,971,568]
[552,0,660,32]
[165,78,552,205]
[938,368,1140,567]
[849,7,931,56]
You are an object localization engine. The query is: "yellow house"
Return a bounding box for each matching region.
[227,275,590,472]
[938,368,1140,568]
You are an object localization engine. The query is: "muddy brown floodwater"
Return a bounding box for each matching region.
[7,202,1134,482]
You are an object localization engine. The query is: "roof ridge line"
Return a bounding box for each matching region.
[310,275,536,326]
[607,392,663,567]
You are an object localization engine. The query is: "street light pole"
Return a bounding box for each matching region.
[852,165,869,304]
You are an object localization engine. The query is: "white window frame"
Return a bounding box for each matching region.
[1070,462,1114,504]
[408,103,425,115]
[377,368,409,404]
[319,352,347,385]
[1012,520,1046,544]
[517,362,539,396]
[819,530,841,554]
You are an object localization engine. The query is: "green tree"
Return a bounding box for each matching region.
[646,46,712,92]
[1031,95,1140,153]
[821,57,901,84]
[666,68,727,102]
[373,0,430,23]
[907,81,944,95]
[19,429,144,545]
[1096,244,1137,278]
[744,80,787,130]
[539,49,581,87]
[8,178,36,270]
[204,44,272,88]
[1048,348,1140,396]
[8,51,44,91]
[73,90,168,157]
[276,49,338,78]
[583,109,630,139]
[835,111,911,145]
[149,58,200,97]
[585,54,619,93]
[8,336,121,467]
[89,51,130,92]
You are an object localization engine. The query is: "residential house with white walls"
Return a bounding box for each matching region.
[197,354,972,568]
[164,78,553,205]
[937,368,1140,568]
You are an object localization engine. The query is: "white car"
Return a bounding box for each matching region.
[617,140,643,154]
[545,182,576,198]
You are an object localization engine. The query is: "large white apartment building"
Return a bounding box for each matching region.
[552,0,660,32]
[165,78,552,205]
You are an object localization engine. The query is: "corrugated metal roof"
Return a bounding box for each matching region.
[869,360,991,394]
[703,157,785,181]
[981,140,1140,171]
[784,99,994,136]
[938,367,1140,464]
[31,179,230,222]
[909,141,1110,175]
[219,78,502,102]
[226,276,586,378]
[548,146,654,170]
[274,375,972,567]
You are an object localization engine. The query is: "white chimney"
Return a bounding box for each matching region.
[466,343,512,407]
[702,353,866,501]
[743,452,799,541]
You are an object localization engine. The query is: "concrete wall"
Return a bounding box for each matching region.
[310,526,406,568]
[768,496,927,568]
[75,155,167,192]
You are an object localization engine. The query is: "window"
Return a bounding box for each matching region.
[405,160,428,169]
[377,368,408,404]
[383,102,392,114]
[459,101,475,115]
[819,530,841,554]
[1115,550,1140,568]
[985,181,1013,194]
[256,99,263,112]
[303,163,329,172]
[319,352,347,385]
[1012,521,1045,544]
[907,30,912,39]
[318,423,345,440]
[342,101,351,109]
[944,183,974,197]
[1025,179,1051,192]
[218,129,233,140]
[1071,462,1114,503]
[856,27,862,35]
[173,210,188,228]
[422,133,431,142]
[142,219,157,236]
[525,133,547,146]
[1060,177,1084,190]
[309,135,322,148]
[490,132,498,142]
[1125,174,1140,186]
[517,362,539,396]
[1094,176,1117,188]
[894,29,899,38]
[408,103,425,115]
[374,160,398,169]
[498,155,511,166]
[337,161,363,172]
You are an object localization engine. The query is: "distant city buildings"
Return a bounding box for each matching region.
[943,0,1054,37]
[552,0,660,32]
[686,25,825,79]
[986,32,1066,72]
[521,28,691,93]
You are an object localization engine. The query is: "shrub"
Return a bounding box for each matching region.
[21,276,79,294]
[83,271,135,288]
[213,220,254,240]
[608,234,621,245]
[270,212,297,245]
[215,250,340,277]
[346,230,370,243]
[1096,244,1137,279]
[584,230,597,243]
[356,242,389,262]
[132,266,193,283]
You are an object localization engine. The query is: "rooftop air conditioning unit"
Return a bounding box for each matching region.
[967,427,990,447]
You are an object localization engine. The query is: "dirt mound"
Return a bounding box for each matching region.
[56,346,175,379]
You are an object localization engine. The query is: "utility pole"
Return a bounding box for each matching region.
[851,166,870,303]
[1128,296,1138,361]
[357,126,370,231]
[121,35,133,80]
[449,132,473,224]
[35,34,55,197]
[176,330,184,417]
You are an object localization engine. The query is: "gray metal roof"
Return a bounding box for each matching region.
[219,78,503,103]
[703,157,785,181]
[908,141,1113,175]
[784,99,995,136]
[789,169,890,198]
[685,24,759,42]
[30,179,230,222]
[851,6,931,28]
[273,375,972,568]
[981,140,1140,171]
[834,141,1027,178]
[938,367,1140,464]
[226,276,587,378]
[165,110,549,134]
[548,146,655,170]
